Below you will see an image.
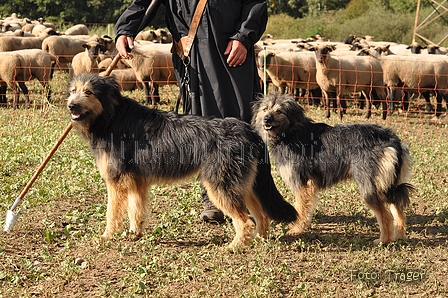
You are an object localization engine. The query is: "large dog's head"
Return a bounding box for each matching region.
[251,93,307,139]
[66,73,121,137]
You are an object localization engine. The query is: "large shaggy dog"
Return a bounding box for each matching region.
[66,73,298,249]
[252,94,414,244]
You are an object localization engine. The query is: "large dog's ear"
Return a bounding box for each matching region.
[283,99,307,128]
[87,74,122,127]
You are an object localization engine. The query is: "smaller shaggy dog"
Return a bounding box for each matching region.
[66,74,298,249]
[252,94,414,244]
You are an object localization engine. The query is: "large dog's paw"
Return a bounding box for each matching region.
[373,238,393,245]
[124,230,143,241]
[101,231,113,241]
[286,225,306,236]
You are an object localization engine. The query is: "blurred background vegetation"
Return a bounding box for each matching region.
[1,0,447,46]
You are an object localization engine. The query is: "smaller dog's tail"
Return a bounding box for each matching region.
[254,143,298,223]
[386,143,414,209]
[385,183,414,209]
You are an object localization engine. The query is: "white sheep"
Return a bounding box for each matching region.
[14,49,58,104]
[64,24,89,36]
[0,51,29,109]
[126,43,177,106]
[257,50,320,101]
[310,43,387,119]
[0,28,57,52]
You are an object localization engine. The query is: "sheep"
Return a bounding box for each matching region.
[310,43,387,119]
[98,57,129,72]
[154,28,173,43]
[13,49,58,103]
[100,68,142,91]
[42,34,104,70]
[257,49,322,104]
[31,24,48,36]
[0,51,29,109]
[426,44,448,55]
[0,28,57,52]
[70,39,103,77]
[126,43,177,106]
[135,29,157,41]
[360,46,443,113]
[377,54,448,117]
[21,23,35,33]
[64,24,89,36]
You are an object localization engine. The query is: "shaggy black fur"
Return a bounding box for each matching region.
[252,93,414,244]
[66,73,297,249]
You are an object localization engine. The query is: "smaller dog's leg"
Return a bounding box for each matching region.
[390,203,407,240]
[127,182,149,239]
[288,182,318,235]
[366,196,394,245]
[102,180,128,239]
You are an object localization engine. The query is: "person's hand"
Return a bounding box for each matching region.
[116,35,134,59]
[224,40,247,67]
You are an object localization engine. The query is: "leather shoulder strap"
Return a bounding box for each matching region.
[182,0,208,57]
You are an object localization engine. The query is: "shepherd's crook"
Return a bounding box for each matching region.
[4,0,162,232]
[3,54,121,232]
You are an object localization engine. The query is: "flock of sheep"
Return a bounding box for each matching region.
[1,13,447,120]
[257,34,448,120]
[0,13,176,109]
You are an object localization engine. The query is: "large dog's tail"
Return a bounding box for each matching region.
[254,142,298,223]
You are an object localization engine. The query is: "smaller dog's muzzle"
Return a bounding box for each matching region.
[263,114,273,130]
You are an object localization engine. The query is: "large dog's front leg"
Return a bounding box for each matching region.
[127,182,149,238]
[287,181,318,236]
[102,179,128,239]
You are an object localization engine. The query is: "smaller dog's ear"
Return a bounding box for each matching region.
[251,96,263,110]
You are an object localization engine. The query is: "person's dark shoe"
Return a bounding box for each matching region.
[200,197,225,223]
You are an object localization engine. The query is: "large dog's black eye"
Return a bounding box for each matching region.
[84,90,93,96]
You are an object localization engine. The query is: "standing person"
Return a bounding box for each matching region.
[115,0,268,223]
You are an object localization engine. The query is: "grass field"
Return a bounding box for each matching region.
[1,71,447,297]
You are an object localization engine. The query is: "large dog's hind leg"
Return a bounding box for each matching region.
[287,181,318,236]
[365,194,394,245]
[203,181,255,249]
[244,189,270,239]
[127,179,150,239]
[102,179,128,239]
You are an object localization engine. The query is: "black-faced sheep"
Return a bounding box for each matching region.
[379,54,448,117]
[42,34,104,70]
[70,39,103,77]
[310,43,387,119]
[360,46,448,116]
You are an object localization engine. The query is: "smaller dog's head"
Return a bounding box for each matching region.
[66,73,120,136]
[251,93,307,139]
